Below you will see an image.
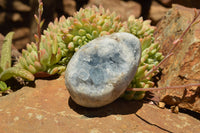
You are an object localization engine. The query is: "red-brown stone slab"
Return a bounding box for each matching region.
[0,76,199,133]
[154,4,200,113]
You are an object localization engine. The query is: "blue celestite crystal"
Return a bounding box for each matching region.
[65,32,141,107]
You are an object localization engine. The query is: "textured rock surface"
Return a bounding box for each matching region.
[65,33,141,107]
[0,76,200,133]
[150,1,170,25]
[86,0,141,21]
[154,4,200,113]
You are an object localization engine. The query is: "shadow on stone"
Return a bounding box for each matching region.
[35,73,60,80]
[68,97,143,118]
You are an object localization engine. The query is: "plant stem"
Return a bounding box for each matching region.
[36,0,43,62]
[127,83,200,91]
[167,10,200,55]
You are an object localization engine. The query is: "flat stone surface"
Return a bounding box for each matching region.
[154,4,200,113]
[0,76,200,133]
[65,32,141,107]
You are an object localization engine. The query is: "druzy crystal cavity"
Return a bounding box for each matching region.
[65,32,141,107]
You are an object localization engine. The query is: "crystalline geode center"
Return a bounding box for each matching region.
[65,32,141,107]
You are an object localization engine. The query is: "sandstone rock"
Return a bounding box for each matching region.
[0,76,199,132]
[12,1,31,12]
[11,13,23,22]
[86,0,141,21]
[157,0,172,7]
[63,0,76,16]
[13,27,30,50]
[65,33,141,107]
[154,4,200,113]
[150,1,170,25]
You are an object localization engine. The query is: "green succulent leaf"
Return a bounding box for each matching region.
[0,67,34,81]
[0,32,14,70]
[0,66,3,74]
[0,81,10,92]
[47,65,66,75]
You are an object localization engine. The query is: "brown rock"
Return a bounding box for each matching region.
[0,75,199,132]
[63,0,76,16]
[12,0,31,12]
[11,13,23,22]
[150,0,170,25]
[13,27,30,50]
[86,0,141,21]
[154,4,200,113]
[158,0,172,7]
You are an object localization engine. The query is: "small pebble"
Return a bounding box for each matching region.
[158,102,166,109]
[65,32,141,107]
[171,106,179,114]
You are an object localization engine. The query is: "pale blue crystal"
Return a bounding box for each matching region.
[65,32,141,107]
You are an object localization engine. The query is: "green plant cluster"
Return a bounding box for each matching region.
[0,32,33,93]
[0,6,164,100]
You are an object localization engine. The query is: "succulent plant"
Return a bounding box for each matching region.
[60,6,124,64]
[0,32,34,93]
[121,16,164,100]
[0,32,34,81]
[0,6,164,100]
[11,6,124,76]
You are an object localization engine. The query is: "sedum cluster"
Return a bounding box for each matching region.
[122,16,164,100]
[1,6,164,100]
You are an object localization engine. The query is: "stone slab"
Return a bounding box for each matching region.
[0,76,199,133]
[154,4,200,113]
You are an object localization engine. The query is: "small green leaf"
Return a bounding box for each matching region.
[39,3,43,14]
[55,48,62,63]
[28,65,37,74]
[34,61,43,71]
[0,66,3,74]
[52,35,58,54]
[40,19,44,28]
[47,65,66,75]
[141,36,152,51]
[34,34,39,44]
[34,14,39,24]
[40,49,49,65]
[132,91,145,100]
[0,32,14,70]
[0,81,10,92]
[19,56,29,69]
